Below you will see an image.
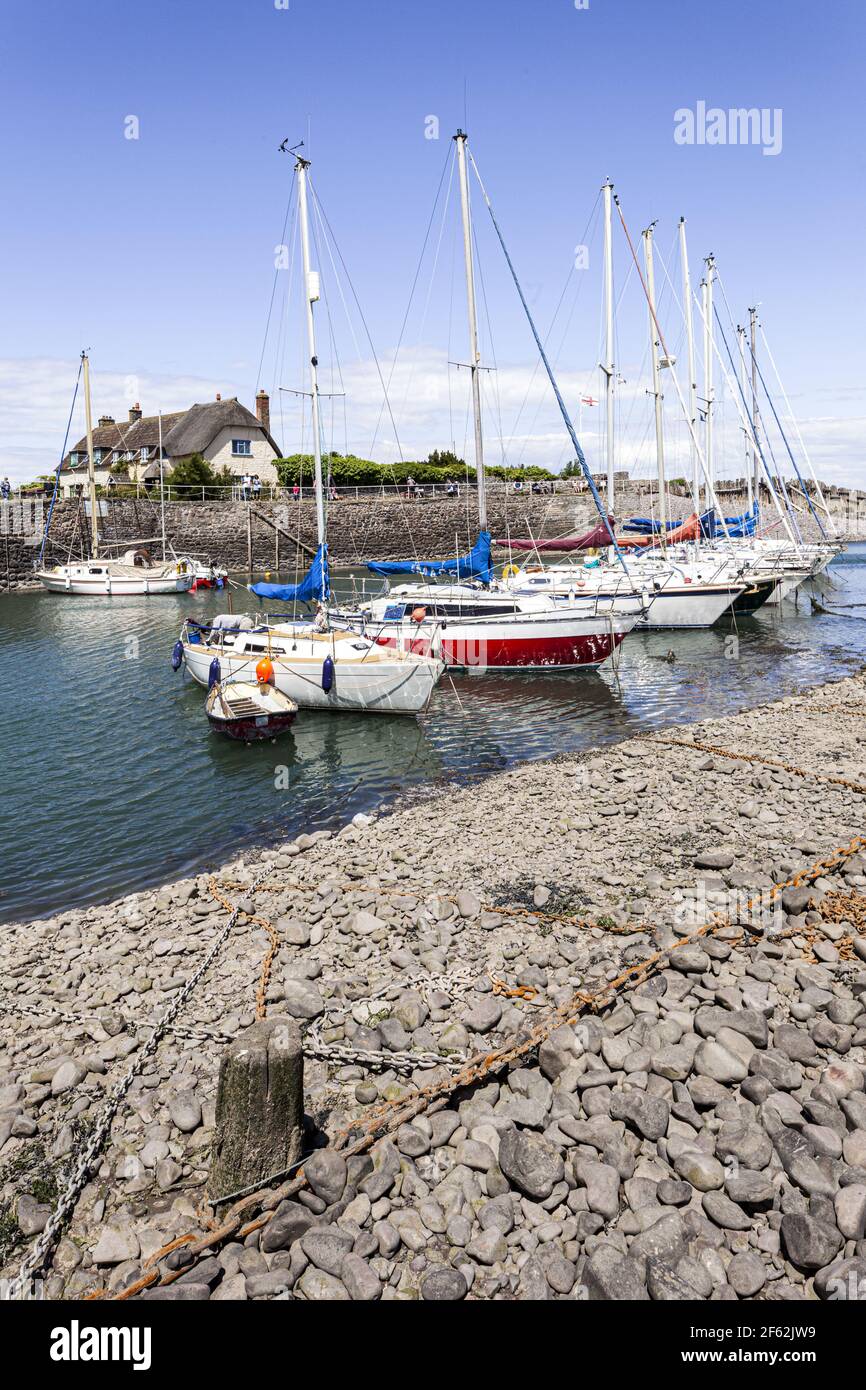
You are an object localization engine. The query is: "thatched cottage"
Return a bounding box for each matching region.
[59,391,279,497]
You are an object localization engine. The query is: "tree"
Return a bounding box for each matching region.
[166,453,219,498]
[561,459,583,479]
[426,449,466,471]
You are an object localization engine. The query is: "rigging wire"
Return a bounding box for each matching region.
[505,194,602,473]
[308,179,407,467]
[257,169,298,395]
[759,324,836,534]
[368,143,455,459]
[306,174,422,558]
[714,270,827,540]
[38,357,84,567]
[468,150,632,580]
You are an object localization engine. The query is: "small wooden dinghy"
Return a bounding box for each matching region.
[205,679,298,742]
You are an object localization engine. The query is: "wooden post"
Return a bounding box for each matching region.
[209,1019,304,1200]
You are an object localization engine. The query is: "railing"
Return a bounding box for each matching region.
[16,477,859,506]
[52,480,581,503]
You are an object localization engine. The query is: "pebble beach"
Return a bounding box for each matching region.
[2,667,865,1303]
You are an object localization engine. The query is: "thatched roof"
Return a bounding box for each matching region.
[62,411,186,470]
[163,397,280,458]
[61,396,279,471]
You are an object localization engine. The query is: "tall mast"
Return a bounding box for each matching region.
[737,328,753,509]
[295,154,327,549]
[454,130,487,531]
[642,224,667,540]
[702,255,716,508]
[82,351,99,557]
[158,410,166,561]
[749,306,761,505]
[678,218,699,511]
[602,180,616,507]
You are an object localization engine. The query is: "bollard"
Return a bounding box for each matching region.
[208,1018,304,1200]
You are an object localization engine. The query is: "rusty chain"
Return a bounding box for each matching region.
[92,830,866,1302]
[644,735,866,794]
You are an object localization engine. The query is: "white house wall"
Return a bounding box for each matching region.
[202,426,279,481]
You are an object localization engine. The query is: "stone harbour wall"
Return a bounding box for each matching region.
[4,486,864,590]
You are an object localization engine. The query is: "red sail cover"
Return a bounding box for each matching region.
[617,513,701,549]
[494,519,615,552]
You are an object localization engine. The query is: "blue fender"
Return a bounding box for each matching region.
[171,640,184,671]
[208,657,221,691]
[322,655,334,692]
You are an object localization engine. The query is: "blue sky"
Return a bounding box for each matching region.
[1,0,863,484]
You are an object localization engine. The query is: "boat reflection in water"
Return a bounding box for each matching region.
[0,549,862,924]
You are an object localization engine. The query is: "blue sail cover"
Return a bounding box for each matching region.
[722,501,760,538]
[249,543,330,603]
[699,501,760,540]
[367,530,494,585]
[623,517,684,533]
[698,508,719,539]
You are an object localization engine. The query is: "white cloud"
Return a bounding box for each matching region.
[0,359,233,482]
[1,351,862,491]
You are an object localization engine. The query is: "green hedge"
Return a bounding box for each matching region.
[275,453,556,487]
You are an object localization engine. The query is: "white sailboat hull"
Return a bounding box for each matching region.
[37,564,192,596]
[506,576,743,629]
[181,633,442,715]
[635,583,744,628]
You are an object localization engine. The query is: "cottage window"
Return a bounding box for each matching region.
[232,439,252,456]
[140,447,149,461]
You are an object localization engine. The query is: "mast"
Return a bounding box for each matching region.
[702,255,716,510]
[642,224,667,540]
[602,180,616,507]
[693,289,799,548]
[158,410,166,561]
[737,328,753,509]
[454,130,487,531]
[82,351,99,557]
[749,306,762,506]
[295,153,327,550]
[678,218,699,511]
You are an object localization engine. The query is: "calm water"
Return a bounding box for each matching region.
[1,548,864,923]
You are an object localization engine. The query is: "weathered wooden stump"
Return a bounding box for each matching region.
[209,1018,304,1199]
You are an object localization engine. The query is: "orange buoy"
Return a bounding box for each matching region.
[410,606,427,623]
[255,657,275,686]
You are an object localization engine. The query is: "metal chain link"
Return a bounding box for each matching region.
[94,831,866,1303]
[10,1001,238,1047]
[305,965,479,1073]
[645,734,866,794]
[7,864,272,1299]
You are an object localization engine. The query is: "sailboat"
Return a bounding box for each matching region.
[176,149,444,715]
[496,197,749,628]
[683,299,841,602]
[36,354,194,596]
[335,132,642,669]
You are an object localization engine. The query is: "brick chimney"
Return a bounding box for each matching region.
[128,402,142,424]
[255,389,270,434]
[97,415,115,428]
[215,392,222,401]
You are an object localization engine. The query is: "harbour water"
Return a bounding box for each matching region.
[1,546,863,924]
